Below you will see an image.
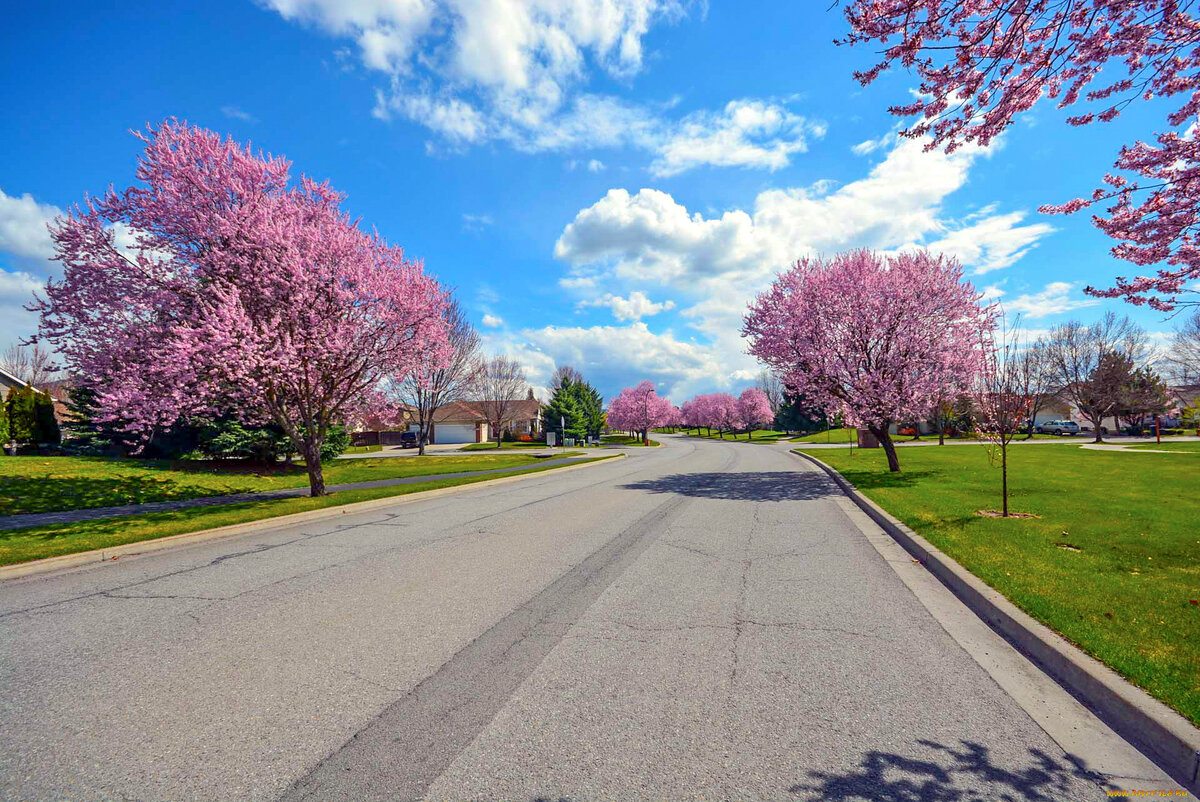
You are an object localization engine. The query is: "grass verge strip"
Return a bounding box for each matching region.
[0,456,618,568]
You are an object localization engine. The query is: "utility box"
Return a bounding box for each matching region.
[856,429,879,449]
[546,431,557,447]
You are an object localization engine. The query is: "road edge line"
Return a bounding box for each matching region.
[791,448,1200,793]
[0,454,625,583]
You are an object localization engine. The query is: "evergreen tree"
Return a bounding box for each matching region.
[6,385,38,444]
[34,392,60,445]
[774,391,829,434]
[0,394,9,445]
[543,374,605,442]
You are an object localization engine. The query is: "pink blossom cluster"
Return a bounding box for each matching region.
[34,120,450,454]
[842,0,1200,309]
[606,380,673,436]
[743,249,990,435]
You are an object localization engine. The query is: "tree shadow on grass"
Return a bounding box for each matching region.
[620,472,839,502]
[0,475,244,516]
[788,739,1101,802]
[833,468,938,491]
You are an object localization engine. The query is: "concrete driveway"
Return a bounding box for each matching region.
[0,435,1174,800]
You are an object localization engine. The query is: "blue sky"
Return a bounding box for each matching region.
[0,1,1179,402]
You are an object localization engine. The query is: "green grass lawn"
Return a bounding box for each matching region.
[1128,441,1200,453]
[601,434,660,447]
[796,443,1200,726]
[790,428,860,444]
[0,455,616,567]
[0,453,576,516]
[343,444,382,454]
[675,428,790,442]
[788,428,1066,445]
[459,441,551,450]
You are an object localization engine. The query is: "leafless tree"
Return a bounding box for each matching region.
[1165,309,1200,386]
[756,370,784,415]
[1045,312,1148,443]
[393,298,481,456]
[1,342,56,387]
[1018,338,1057,438]
[475,355,529,448]
[549,365,584,394]
[973,326,1034,517]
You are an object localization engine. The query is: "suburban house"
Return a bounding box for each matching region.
[0,366,28,401]
[352,399,543,446]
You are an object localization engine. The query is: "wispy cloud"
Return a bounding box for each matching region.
[220,105,258,123]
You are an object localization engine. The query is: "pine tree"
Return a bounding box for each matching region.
[34,391,60,445]
[6,385,38,444]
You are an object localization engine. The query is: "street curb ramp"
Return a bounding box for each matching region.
[792,448,1200,794]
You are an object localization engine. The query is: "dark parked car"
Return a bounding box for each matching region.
[399,431,419,448]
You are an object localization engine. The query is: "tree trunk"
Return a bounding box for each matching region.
[1091,417,1103,443]
[418,422,427,456]
[938,429,945,446]
[303,440,327,497]
[1001,444,1009,517]
[870,424,901,472]
[642,428,648,444]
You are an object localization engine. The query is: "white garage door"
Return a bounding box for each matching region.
[434,423,477,444]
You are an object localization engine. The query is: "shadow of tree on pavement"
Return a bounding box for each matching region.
[789,739,1102,801]
[620,472,839,502]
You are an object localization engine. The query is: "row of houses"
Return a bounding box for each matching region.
[902,384,1200,436]
[356,399,544,446]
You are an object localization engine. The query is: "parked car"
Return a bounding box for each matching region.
[399,431,419,448]
[1036,420,1080,436]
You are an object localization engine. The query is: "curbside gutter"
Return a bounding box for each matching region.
[792,448,1200,794]
[0,454,624,583]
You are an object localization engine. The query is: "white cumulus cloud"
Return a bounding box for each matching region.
[0,188,62,262]
[990,282,1101,319]
[580,290,675,320]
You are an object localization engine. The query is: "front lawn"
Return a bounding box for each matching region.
[459,441,551,450]
[344,444,382,454]
[0,453,571,516]
[0,455,615,567]
[601,435,660,447]
[796,443,1200,726]
[790,428,860,444]
[1128,442,1200,453]
[676,428,790,442]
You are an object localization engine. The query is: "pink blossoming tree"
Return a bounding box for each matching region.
[607,381,672,444]
[841,0,1200,310]
[737,387,774,440]
[34,120,450,496]
[743,249,991,472]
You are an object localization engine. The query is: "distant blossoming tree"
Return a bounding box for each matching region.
[841,0,1200,310]
[607,381,671,443]
[744,249,991,471]
[34,120,449,496]
[737,387,774,439]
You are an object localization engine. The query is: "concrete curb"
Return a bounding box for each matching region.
[791,448,1200,794]
[0,454,624,583]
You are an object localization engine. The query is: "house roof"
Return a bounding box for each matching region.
[433,400,488,422]
[0,366,28,391]
[433,399,542,423]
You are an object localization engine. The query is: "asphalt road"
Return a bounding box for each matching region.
[0,435,1142,800]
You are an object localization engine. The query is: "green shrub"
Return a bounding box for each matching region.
[34,392,60,445]
[6,385,37,444]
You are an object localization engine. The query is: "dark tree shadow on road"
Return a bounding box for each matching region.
[789,739,1102,802]
[620,472,839,502]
